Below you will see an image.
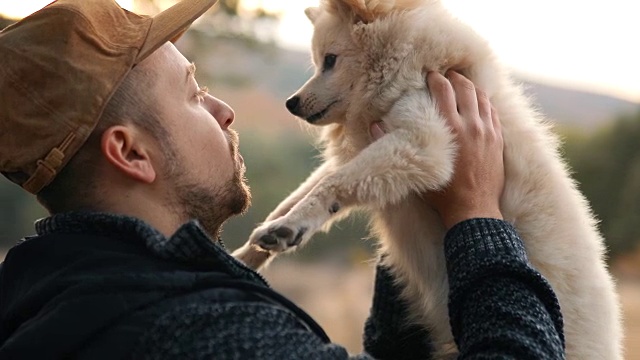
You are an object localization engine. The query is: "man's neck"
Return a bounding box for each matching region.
[91,190,185,238]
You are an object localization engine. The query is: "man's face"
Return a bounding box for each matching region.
[142,43,250,237]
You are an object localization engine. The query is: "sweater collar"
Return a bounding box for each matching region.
[33,211,267,285]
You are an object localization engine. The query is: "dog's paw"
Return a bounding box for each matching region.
[249,221,309,253]
[232,244,273,271]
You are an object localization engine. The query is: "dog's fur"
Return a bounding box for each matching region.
[233,0,623,358]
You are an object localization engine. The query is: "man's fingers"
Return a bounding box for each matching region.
[447,71,478,118]
[491,105,503,143]
[370,121,386,140]
[428,71,496,139]
[491,105,500,130]
[427,71,457,120]
[476,88,491,123]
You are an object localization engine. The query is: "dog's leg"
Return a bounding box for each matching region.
[264,160,337,222]
[232,160,336,270]
[247,91,455,255]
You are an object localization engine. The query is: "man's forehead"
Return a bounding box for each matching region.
[143,42,191,74]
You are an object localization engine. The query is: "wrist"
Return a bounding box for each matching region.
[441,207,503,230]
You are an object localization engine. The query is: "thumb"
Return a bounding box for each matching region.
[370,122,386,140]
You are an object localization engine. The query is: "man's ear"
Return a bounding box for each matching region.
[101,125,157,184]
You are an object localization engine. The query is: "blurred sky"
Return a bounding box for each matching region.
[2,0,639,102]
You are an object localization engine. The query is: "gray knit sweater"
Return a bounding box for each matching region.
[0,214,564,359]
[132,218,565,359]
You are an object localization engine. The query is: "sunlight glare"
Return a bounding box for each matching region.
[1,0,638,101]
[275,0,640,101]
[0,0,134,19]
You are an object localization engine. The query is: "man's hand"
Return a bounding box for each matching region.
[369,71,504,230]
[370,122,385,140]
[427,71,505,230]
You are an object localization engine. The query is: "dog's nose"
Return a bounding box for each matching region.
[286,96,301,115]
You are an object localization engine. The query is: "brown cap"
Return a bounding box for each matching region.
[0,0,218,194]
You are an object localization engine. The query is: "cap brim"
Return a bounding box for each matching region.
[136,0,218,64]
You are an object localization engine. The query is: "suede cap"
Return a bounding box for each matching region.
[0,0,217,194]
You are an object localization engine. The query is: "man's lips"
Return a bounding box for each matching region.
[305,100,340,123]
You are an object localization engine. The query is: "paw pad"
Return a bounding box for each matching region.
[254,226,308,252]
[329,202,341,214]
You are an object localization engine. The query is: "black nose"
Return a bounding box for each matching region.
[286,96,300,114]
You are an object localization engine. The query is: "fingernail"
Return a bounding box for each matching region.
[371,122,386,140]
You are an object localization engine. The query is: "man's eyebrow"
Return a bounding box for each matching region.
[187,62,196,82]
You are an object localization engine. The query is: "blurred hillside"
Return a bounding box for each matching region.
[177,31,639,132]
[523,80,639,128]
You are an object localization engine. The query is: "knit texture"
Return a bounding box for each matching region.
[445,218,565,359]
[0,213,565,359]
[133,302,353,360]
[128,218,565,359]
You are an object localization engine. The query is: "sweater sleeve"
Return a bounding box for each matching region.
[445,218,566,359]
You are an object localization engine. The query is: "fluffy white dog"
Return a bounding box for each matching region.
[233,0,623,358]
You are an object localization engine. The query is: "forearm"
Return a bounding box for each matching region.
[445,218,565,359]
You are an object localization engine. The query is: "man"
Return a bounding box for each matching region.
[0,0,564,359]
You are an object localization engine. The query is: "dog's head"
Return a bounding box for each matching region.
[286,0,435,126]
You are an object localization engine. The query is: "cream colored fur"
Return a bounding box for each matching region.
[233,0,623,358]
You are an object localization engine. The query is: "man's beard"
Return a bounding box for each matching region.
[173,171,250,239]
[165,129,251,239]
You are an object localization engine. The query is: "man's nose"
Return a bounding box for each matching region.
[207,95,235,129]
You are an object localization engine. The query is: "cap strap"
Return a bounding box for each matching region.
[23,132,76,194]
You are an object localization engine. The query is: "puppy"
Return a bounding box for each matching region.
[233,0,623,358]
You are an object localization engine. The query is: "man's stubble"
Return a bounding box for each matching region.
[165,128,251,239]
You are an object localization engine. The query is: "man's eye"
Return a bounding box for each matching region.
[323,54,337,71]
[196,86,209,101]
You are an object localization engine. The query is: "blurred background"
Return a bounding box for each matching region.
[1,0,639,356]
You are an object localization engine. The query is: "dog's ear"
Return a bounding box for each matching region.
[395,0,435,10]
[305,7,321,24]
[346,0,389,23]
[346,0,370,23]
[323,0,374,23]
[334,0,426,23]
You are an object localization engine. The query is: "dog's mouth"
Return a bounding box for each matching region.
[305,100,340,124]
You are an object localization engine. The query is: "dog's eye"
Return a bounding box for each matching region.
[323,54,337,71]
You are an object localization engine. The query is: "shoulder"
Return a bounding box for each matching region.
[132,300,344,360]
